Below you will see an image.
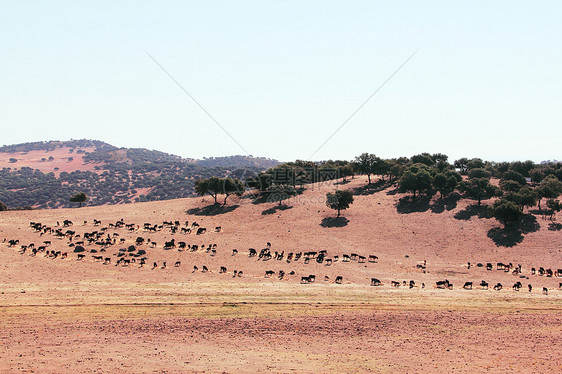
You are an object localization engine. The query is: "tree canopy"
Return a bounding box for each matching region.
[326,189,354,217]
[195,177,244,205]
[69,192,87,207]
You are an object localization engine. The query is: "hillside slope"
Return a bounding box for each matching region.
[1,176,559,289]
[0,140,278,209]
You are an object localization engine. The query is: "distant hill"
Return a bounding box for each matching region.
[0,139,279,209]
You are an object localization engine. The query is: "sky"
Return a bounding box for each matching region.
[1,1,561,163]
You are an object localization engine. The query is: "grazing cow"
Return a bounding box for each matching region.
[103,257,111,264]
[161,262,166,269]
[486,263,493,271]
[368,255,378,263]
[265,270,274,278]
[308,275,316,283]
[555,269,562,277]
[232,249,238,256]
[542,287,548,295]
[409,280,415,289]
[325,258,332,266]
[335,276,343,284]
[546,268,553,277]
[538,267,545,276]
[93,255,103,261]
[528,284,532,292]
[248,248,257,257]
[193,266,198,273]
[214,226,222,232]
[63,220,73,227]
[93,219,101,226]
[77,254,85,260]
[164,239,175,249]
[152,262,157,269]
[301,276,310,284]
[436,280,451,289]
[202,266,208,273]
[278,270,285,280]
[463,282,473,290]
[480,280,489,289]
[237,271,243,277]
[531,267,536,275]
[174,261,181,267]
[371,278,381,286]
[342,254,350,262]
[493,283,502,291]
[294,252,302,261]
[513,282,522,291]
[358,256,366,263]
[196,227,206,235]
[219,266,227,274]
[391,281,400,288]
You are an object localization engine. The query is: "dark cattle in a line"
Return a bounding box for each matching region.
[335,276,343,284]
[463,282,473,290]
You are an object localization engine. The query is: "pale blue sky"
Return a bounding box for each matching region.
[1,1,561,162]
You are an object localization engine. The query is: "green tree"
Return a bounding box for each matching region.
[195,177,244,205]
[500,179,523,193]
[432,171,460,198]
[458,178,500,205]
[546,198,561,219]
[504,187,537,211]
[536,176,562,210]
[353,153,378,184]
[266,184,297,206]
[410,153,435,166]
[69,192,87,207]
[502,170,526,185]
[326,189,354,217]
[399,163,433,199]
[468,168,491,180]
[491,199,523,227]
[221,178,244,205]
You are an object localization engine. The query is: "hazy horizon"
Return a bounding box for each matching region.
[2,1,561,163]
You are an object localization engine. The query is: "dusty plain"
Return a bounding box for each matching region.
[1,177,561,373]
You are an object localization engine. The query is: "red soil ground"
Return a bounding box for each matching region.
[0,147,102,176]
[0,177,560,373]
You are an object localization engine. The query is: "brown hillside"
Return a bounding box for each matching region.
[0,146,102,176]
[0,176,561,373]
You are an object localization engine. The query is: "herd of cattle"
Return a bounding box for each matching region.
[2,218,561,295]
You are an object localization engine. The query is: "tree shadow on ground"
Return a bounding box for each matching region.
[395,196,432,214]
[454,204,491,220]
[430,193,461,214]
[548,222,562,231]
[262,205,293,215]
[487,214,540,247]
[186,204,239,216]
[334,180,351,185]
[353,180,394,196]
[320,217,349,228]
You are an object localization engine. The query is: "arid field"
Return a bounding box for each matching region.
[1,177,561,373]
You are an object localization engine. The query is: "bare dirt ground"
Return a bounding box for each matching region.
[0,177,561,373]
[0,147,101,176]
